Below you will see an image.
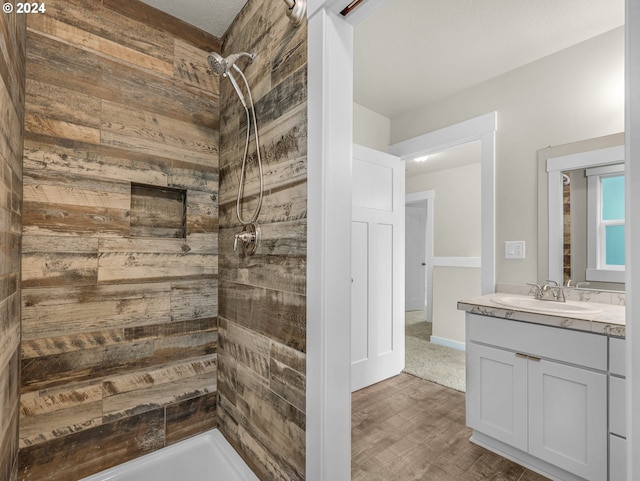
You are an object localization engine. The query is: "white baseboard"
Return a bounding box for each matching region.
[430,335,466,351]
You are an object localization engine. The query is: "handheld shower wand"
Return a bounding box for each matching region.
[208,51,264,255]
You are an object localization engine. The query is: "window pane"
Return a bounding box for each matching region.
[605,224,625,266]
[602,175,625,221]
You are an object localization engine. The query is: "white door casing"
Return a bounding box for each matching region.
[351,144,405,392]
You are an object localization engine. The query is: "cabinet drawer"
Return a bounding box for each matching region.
[609,434,626,481]
[467,313,607,371]
[609,376,626,437]
[609,337,626,377]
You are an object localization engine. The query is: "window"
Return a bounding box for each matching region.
[586,165,625,283]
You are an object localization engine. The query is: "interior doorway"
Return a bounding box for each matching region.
[405,191,434,321]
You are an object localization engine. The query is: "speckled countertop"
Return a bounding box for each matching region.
[458,283,626,338]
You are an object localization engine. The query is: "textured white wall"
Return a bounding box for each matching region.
[406,162,481,257]
[407,162,481,345]
[391,27,625,285]
[353,102,391,152]
[432,266,481,345]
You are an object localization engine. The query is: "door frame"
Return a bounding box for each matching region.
[390,112,497,296]
[405,190,434,322]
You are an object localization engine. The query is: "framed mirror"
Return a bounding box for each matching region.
[537,133,625,291]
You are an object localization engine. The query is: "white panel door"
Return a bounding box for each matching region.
[351,144,404,392]
[405,204,426,311]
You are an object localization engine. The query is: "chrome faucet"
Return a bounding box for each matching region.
[543,280,566,302]
[527,280,566,302]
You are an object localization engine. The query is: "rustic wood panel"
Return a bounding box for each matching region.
[168,159,219,192]
[102,0,221,52]
[21,283,172,341]
[170,280,218,322]
[165,391,217,445]
[26,31,219,130]
[24,135,170,187]
[18,408,165,481]
[271,21,307,89]
[219,178,306,228]
[217,1,307,479]
[27,10,174,77]
[219,103,307,206]
[21,340,156,392]
[24,78,101,138]
[218,221,306,295]
[0,69,23,188]
[269,341,305,413]
[217,368,305,481]
[219,319,270,379]
[174,39,219,92]
[19,382,103,448]
[185,189,219,236]
[21,235,99,288]
[0,5,26,125]
[1,8,24,481]
[30,0,176,66]
[20,0,222,476]
[219,280,305,352]
[97,252,217,284]
[234,361,305,476]
[99,235,216,255]
[21,330,125,360]
[102,357,216,422]
[101,99,218,165]
[123,317,216,342]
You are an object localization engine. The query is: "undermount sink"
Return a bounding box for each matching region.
[491,296,602,315]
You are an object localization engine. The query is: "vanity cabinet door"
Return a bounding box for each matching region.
[466,342,528,451]
[528,359,607,481]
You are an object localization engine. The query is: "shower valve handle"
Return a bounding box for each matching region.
[233,224,260,255]
[234,231,256,252]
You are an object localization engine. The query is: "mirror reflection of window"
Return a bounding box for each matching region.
[601,175,625,266]
[586,165,625,282]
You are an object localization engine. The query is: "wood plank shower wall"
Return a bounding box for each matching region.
[1,5,26,481]
[218,1,307,480]
[18,1,220,479]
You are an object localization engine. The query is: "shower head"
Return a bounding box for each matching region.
[207,51,255,77]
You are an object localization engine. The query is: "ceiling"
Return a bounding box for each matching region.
[354,0,625,119]
[404,141,481,177]
[139,0,246,38]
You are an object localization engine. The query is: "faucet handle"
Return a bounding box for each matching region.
[527,283,543,298]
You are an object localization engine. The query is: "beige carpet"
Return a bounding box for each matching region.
[404,310,466,392]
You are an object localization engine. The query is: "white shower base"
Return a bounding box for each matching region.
[80,429,259,481]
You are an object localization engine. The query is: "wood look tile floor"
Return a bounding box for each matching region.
[352,373,550,481]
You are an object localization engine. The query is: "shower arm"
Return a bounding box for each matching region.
[282,0,306,26]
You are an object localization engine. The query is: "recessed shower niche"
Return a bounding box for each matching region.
[130,183,187,238]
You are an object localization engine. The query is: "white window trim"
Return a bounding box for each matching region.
[586,164,625,283]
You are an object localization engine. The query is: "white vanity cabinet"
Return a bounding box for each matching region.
[608,337,626,481]
[466,313,608,481]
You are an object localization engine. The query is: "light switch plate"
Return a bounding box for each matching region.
[505,240,526,259]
